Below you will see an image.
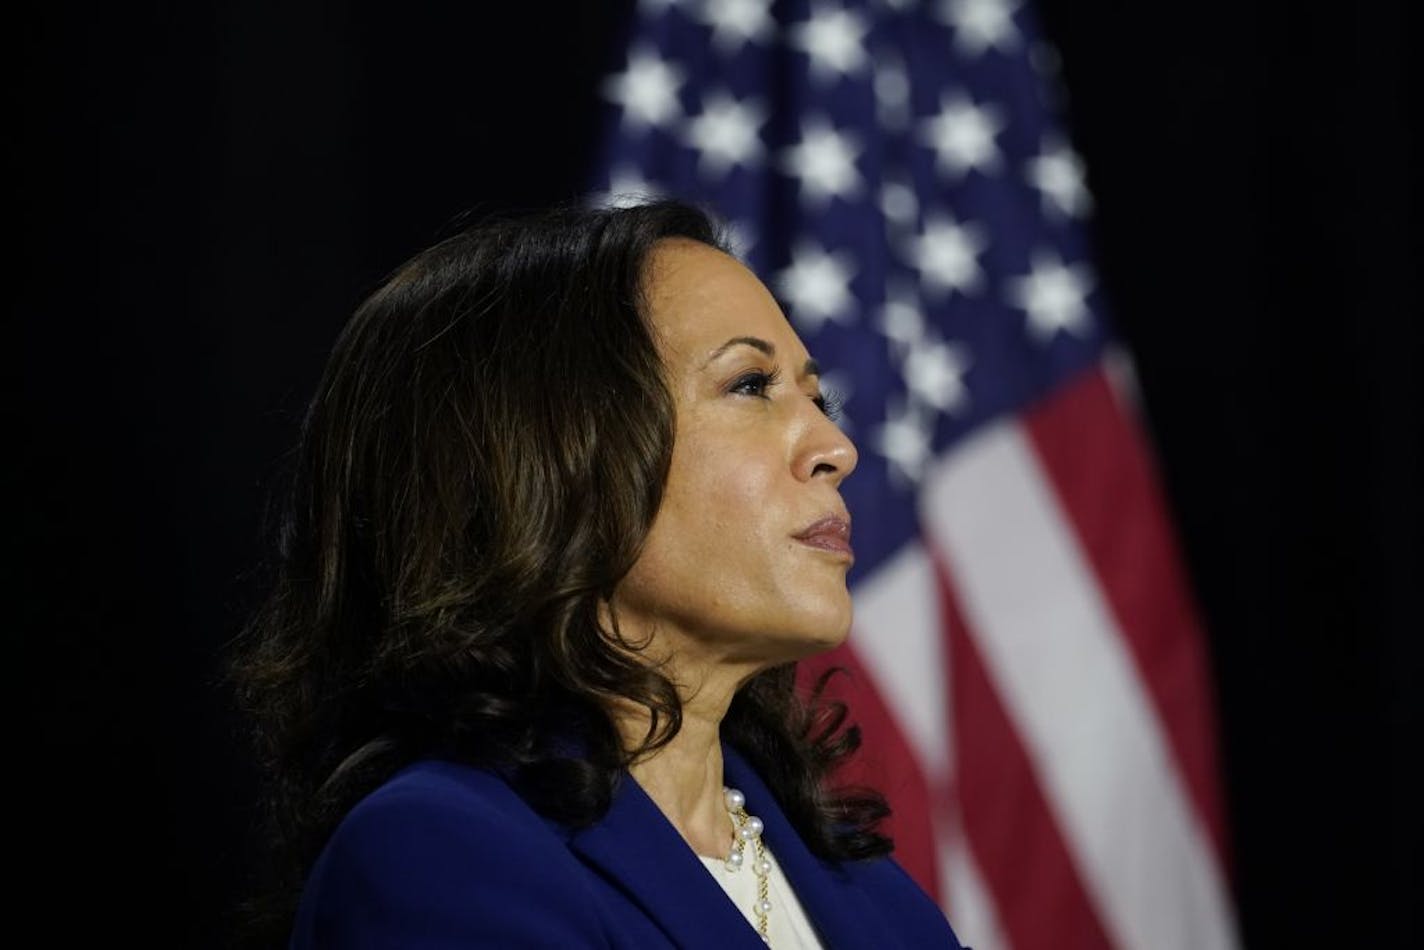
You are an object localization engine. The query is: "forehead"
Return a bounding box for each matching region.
[642,239,806,366]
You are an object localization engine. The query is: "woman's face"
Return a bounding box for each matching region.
[611,239,858,673]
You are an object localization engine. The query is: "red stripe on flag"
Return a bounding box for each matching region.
[798,646,942,899]
[931,544,1114,950]
[1022,366,1230,866]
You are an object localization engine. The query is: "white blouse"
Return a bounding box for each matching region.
[697,842,828,949]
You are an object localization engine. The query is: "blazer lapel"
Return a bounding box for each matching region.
[567,771,770,950]
[723,746,901,950]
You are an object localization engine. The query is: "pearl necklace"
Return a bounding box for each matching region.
[722,786,774,944]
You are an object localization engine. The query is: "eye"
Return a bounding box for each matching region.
[813,388,845,421]
[728,367,781,399]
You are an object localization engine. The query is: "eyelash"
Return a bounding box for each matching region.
[729,368,844,421]
[730,367,782,398]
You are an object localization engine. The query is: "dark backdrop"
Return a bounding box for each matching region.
[16,2,1418,946]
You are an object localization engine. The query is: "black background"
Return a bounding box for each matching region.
[16,2,1419,946]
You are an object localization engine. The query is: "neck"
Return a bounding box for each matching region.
[614,665,747,859]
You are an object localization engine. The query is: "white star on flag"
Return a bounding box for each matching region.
[938,0,1022,56]
[904,338,971,413]
[911,215,988,296]
[788,3,869,82]
[695,0,774,52]
[1006,250,1095,340]
[782,118,862,205]
[873,399,934,485]
[879,179,918,229]
[874,55,912,130]
[877,285,925,357]
[919,92,1006,178]
[603,47,684,130]
[685,93,766,177]
[1026,139,1093,219]
[777,244,857,331]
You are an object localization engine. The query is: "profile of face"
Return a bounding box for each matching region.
[610,239,859,678]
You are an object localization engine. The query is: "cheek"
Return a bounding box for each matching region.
[668,435,781,555]
[618,433,782,618]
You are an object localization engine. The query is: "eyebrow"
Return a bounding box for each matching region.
[702,336,821,378]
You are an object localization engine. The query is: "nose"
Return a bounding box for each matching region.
[793,407,859,487]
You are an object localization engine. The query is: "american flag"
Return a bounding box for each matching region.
[589,1,1238,947]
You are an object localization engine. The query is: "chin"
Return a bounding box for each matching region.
[747,614,849,666]
[792,610,854,657]
[819,619,853,651]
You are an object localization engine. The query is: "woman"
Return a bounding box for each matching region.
[234,200,967,948]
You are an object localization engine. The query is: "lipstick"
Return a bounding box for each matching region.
[793,515,853,557]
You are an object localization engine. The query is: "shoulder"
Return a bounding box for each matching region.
[292,760,609,948]
[314,760,576,880]
[331,759,557,844]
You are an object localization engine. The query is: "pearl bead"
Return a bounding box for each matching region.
[721,786,775,942]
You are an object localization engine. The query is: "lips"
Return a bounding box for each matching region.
[793,515,853,557]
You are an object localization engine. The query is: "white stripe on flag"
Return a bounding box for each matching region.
[921,420,1238,950]
[851,541,950,779]
[938,816,1009,950]
[853,541,1004,949]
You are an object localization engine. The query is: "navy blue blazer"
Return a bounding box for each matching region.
[292,745,967,948]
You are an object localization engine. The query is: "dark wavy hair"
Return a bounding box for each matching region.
[230,199,890,943]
